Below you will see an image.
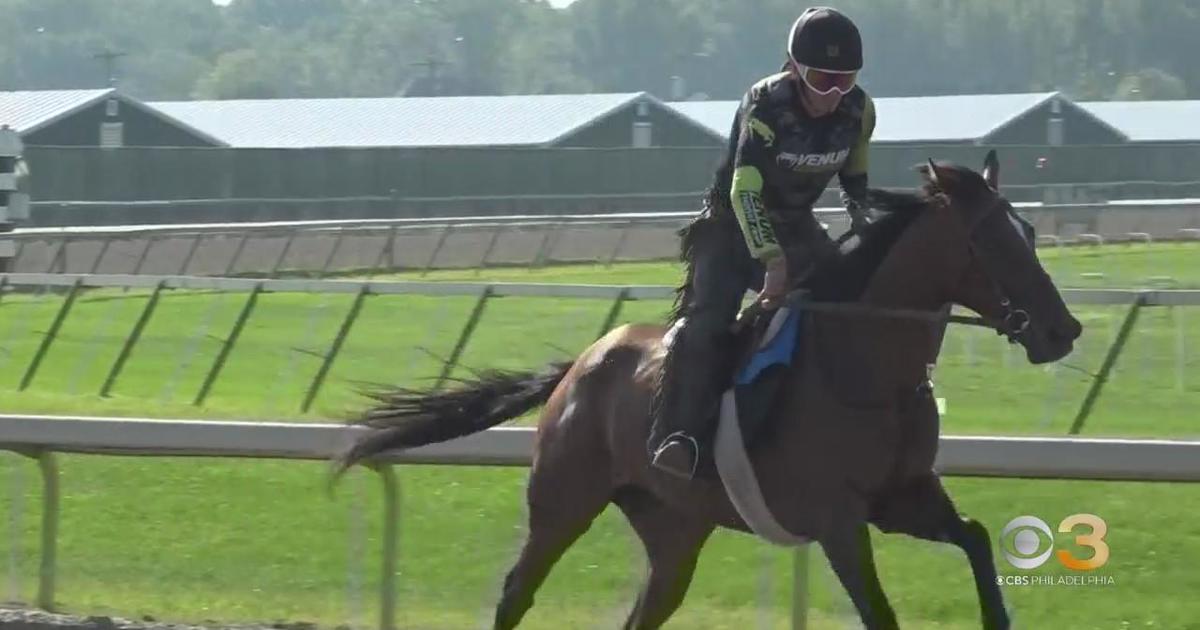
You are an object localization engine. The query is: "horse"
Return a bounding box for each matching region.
[333,152,1082,629]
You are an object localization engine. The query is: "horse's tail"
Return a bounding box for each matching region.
[331,360,574,480]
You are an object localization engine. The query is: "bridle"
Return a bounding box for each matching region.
[960,191,1033,344]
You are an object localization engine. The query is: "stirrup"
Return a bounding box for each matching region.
[651,432,699,480]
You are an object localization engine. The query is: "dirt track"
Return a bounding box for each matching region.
[0,609,337,630]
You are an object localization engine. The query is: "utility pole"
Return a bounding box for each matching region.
[92,49,127,87]
[412,54,450,80]
[408,53,453,96]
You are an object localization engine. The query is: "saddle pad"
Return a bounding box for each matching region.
[735,307,803,386]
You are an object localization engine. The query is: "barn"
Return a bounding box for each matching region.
[0,89,225,148]
[670,91,1129,145]
[148,92,725,149]
[1079,100,1200,143]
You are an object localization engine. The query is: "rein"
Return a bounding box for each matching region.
[732,193,1032,340]
[733,291,997,335]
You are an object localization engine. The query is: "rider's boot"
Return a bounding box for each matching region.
[648,317,730,480]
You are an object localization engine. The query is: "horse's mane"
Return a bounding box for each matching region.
[801,183,938,302]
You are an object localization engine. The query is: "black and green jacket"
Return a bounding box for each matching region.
[713,72,875,260]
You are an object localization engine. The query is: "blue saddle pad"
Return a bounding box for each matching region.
[735,308,803,386]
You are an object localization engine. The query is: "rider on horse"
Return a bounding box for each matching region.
[649,6,877,480]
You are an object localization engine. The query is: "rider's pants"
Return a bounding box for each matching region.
[647,201,832,456]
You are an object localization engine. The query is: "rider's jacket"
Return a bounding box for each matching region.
[712,72,875,260]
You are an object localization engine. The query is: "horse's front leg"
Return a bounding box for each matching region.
[818,518,899,630]
[871,473,1010,630]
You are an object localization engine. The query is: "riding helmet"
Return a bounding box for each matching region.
[787,7,863,72]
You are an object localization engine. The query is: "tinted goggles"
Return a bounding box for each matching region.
[796,64,857,96]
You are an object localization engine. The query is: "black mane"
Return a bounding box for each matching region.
[801,186,934,301]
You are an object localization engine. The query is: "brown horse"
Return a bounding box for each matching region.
[334,152,1082,629]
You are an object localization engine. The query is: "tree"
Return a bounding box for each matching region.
[1112,68,1189,101]
[0,0,1198,101]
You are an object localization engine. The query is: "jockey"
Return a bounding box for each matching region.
[648,6,877,480]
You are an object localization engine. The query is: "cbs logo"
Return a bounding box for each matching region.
[1000,514,1109,571]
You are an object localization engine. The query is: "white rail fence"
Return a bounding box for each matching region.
[0,273,1196,422]
[1,414,1199,630]
[10,199,1200,277]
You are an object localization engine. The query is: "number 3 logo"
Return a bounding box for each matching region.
[1057,513,1110,570]
[1001,513,1109,570]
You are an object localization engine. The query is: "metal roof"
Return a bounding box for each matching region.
[873,92,1059,142]
[666,100,740,139]
[0,88,228,146]
[1079,100,1200,142]
[0,89,115,134]
[149,92,715,148]
[669,92,1121,143]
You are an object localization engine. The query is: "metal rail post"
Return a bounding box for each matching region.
[792,546,811,630]
[1178,305,1187,393]
[1069,295,1145,435]
[421,226,453,276]
[476,225,506,273]
[86,237,113,275]
[100,280,167,397]
[372,463,400,630]
[222,233,250,277]
[35,452,57,612]
[43,239,67,274]
[176,234,204,276]
[269,229,300,278]
[596,288,630,339]
[19,277,83,391]
[367,226,398,279]
[316,228,347,279]
[301,285,371,412]
[13,450,60,612]
[531,222,564,268]
[605,220,634,268]
[193,282,263,406]
[129,236,158,276]
[434,286,493,390]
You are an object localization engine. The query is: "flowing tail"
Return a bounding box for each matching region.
[331,360,574,481]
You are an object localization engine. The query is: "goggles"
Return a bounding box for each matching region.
[794,63,857,96]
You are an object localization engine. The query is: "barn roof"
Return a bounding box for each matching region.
[1078,100,1200,142]
[0,88,227,146]
[149,92,723,148]
[670,92,1128,143]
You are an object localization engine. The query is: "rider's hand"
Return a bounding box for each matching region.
[758,255,789,309]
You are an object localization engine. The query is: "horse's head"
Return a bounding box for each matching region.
[918,151,1082,364]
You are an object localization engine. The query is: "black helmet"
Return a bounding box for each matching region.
[787,7,863,72]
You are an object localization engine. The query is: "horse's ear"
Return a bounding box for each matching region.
[917,158,940,187]
[982,150,1000,190]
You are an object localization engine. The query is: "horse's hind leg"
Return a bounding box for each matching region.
[493,430,612,628]
[493,470,609,629]
[614,486,713,630]
[871,473,1010,630]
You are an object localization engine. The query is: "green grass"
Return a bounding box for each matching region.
[1,242,1199,628]
[3,459,1197,629]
